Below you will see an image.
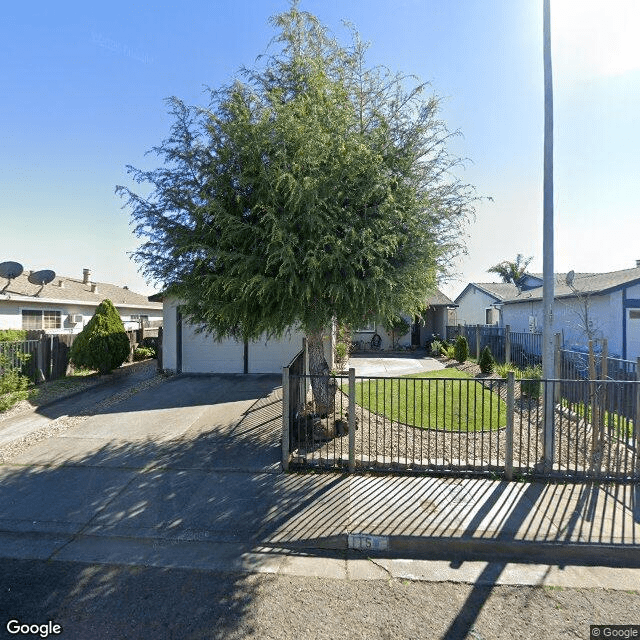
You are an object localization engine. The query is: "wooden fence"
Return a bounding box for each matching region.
[1,326,161,384]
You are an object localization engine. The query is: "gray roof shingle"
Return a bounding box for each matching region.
[426,289,456,307]
[0,270,161,309]
[502,267,640,303]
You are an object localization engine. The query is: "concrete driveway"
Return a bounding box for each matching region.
[347,352,445,376]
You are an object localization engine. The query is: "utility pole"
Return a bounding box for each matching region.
[542,0,555,470]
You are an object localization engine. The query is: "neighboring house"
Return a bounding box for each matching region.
[0,268,162,334]
[161,296,333,374]
[454,275,543,326]
[499,264,640,360]
[352,289,457,350]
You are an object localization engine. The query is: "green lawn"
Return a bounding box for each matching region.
[346,369,507,431]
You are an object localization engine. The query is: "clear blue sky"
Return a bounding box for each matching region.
[2,0,638,299]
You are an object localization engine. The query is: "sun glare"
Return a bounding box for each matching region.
[552,0,640,77]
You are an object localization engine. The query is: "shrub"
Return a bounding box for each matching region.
[383,316,411,350]
[0,329,27,342]
[70,299,130,374]
[334,342,349,368]
[495,362,518,379]
[0,352,30,411]
[454,335,469,363]
[430,340,443,357]
[334,324,351,368]
[479,346,495,374]
[445,344,456,359]
[133,347,156,361]
[520,365,542,398]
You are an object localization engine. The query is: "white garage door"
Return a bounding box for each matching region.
[181,323,244,374]
[627,309,640,361]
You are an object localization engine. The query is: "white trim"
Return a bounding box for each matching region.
[0,294,161,310]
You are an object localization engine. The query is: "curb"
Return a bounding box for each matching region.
[272,534,640,568]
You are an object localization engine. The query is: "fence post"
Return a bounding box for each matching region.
[505,325,511,365]
[588,340,600,461]
[302,337,308,411]
[282,366,290,472]
[554,333,561,403]
[348,367,356,473]
[475,325,481,360]
[635,359,640,476]
[505,371,515,481]
[36,336,47,383]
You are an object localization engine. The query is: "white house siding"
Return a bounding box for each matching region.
[0,300,162,335]
[502,292,627,357]
[0,306,20,331]
[455,288,499,326]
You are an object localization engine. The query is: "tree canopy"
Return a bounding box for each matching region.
[118,2,475,356]
[487,254,533,287]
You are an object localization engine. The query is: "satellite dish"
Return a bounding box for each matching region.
[565,270,575,287]
[0,261,24,280]
[28,269,56,286]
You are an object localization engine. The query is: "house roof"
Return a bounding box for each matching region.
[454,281,520,304]
[502,267,640,304]
[426,289,457,307]
[0,270,162,310]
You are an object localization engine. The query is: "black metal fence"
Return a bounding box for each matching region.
[283,371,639,482]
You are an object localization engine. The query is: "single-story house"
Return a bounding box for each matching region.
[499,264,640,360]
[351,289,457,350]
[0,267,162,334]
[161,296,333,374]
[454,275,543,326]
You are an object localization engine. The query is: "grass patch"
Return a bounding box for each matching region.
[346,369,507,431]
[24,369,100,408]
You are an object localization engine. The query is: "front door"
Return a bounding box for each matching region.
[411,317,421,347]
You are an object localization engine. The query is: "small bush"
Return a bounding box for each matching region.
[133,347,156,361]
[445,344,456,359]
[454,335,469,363]
[520,365,542,398]
[495,362,518,379]
[479,346,495,374]
[70,299,131,374]
[0,329,27,342]
[430,340,443,357]
[334,342,349,367]
[0,353,31,411]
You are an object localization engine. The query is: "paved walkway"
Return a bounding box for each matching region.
[347,352,445,376]
[0,373,639,588]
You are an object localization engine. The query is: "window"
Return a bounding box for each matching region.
[22,309,62,330]
[630,310,640,320]
[354,321,376,332]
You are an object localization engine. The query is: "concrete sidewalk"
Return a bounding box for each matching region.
[0,374,639,588]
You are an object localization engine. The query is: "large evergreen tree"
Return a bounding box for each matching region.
[118,3,475,409]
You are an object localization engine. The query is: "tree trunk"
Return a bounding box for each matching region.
[307,329,335,417]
